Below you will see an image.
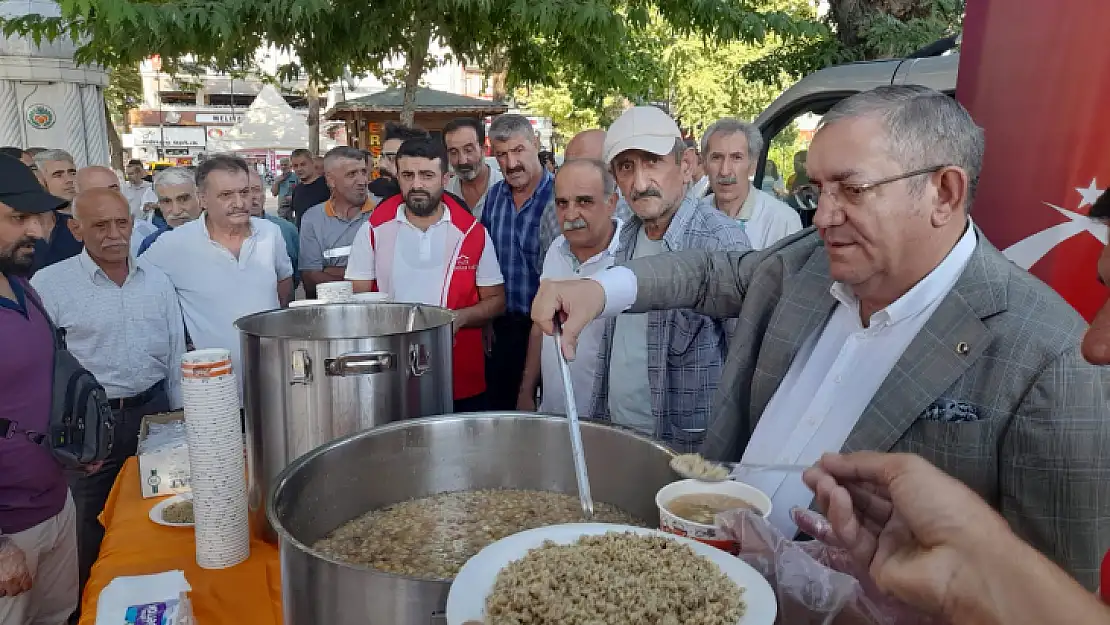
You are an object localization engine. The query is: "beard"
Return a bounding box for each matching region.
[0,236,40,277]
[405,189,443,217]
[454,161,480,182]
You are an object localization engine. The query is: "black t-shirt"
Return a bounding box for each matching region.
[290,177,331,228]
[30,212,82,275]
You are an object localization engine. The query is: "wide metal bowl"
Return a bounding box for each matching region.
[268,412,676,625]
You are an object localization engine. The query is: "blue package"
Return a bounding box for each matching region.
[124,599,179,624]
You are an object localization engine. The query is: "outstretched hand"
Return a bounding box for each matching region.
[530,279,606,361]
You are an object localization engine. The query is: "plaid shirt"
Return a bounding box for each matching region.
[589,197,751,452]
[481,171,555,314]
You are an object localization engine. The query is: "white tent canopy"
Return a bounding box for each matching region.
[206,84,337,152]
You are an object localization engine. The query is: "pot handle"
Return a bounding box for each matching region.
[324,351,396,376]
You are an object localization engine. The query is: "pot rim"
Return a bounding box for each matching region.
[265,412,675,581]
[235,302,456,340]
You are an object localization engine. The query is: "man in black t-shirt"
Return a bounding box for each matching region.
[289,148,331,228]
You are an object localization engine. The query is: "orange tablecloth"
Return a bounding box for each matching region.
[78,457,283,625]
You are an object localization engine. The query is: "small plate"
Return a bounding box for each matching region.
[446,522,777,625]
[149,494,195,528]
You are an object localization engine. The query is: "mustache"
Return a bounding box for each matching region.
[631,188,663,202]
[562,218,588,232]
[506,165,526,175]
[715,176,739,185]
[455,162,476,173]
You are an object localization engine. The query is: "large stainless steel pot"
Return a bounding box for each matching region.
[237,302,454,543]
[268,413,676,625]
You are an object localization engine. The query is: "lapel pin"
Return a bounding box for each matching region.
[955,341,970,355]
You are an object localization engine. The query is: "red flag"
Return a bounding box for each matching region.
[958,0,1110,321]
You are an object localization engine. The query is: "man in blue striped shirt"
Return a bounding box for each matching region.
[480,114,555,410]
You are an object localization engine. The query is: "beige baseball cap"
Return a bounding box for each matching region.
[603,106,684,166]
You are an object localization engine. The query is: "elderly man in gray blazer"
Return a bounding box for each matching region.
[532,85,1110,589]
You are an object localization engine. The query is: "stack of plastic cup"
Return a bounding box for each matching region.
[316,281,354,302]
[180,349,250,569]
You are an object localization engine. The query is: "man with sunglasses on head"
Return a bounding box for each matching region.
[533,85,1110,589]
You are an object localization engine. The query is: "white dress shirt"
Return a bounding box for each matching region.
[743,225,978,535]
[121,181,158,221]
[594,224,978,535]
[131,219,158,257]
[142,216,294,401]
[538,220,622,416]
[30,249,186,409]
[703,186,802,250]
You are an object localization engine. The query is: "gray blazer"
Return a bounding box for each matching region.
[622,227,1110,589]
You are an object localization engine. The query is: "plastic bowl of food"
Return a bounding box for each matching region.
[655,479,772,553]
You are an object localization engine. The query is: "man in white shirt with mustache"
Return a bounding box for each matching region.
[699,118,801,249]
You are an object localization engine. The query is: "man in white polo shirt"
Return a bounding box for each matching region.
[143,154,293,395]
[346,136,505,412]
[516,159,621,416]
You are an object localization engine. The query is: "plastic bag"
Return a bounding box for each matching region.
[715,508,943,625]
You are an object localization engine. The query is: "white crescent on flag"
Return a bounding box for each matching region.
[1002,178,1109,269]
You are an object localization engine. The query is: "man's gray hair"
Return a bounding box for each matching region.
[153,167,196,194]
[701,118,763,161]
[324,146,365,171]
[488,114,535,143]
[820,85,985,204]
[560,158,617,195]
[33,148,74,169]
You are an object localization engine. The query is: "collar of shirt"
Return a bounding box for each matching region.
[737,184,759,221]
[76,248,140,284]
[0,274,27,313]
[201,213,255,243]
[559,218,624,271]
[621,193,701,253]
[491,169,555,210]
[830,221,978,329]
[324,198,375,219]
[396,204,452,231]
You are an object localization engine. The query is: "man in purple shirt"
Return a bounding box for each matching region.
[0,155,79,623]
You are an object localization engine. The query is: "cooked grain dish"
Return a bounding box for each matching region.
[162,500,194,524]
[667,493,759,524]
[486,532,745,625]
[670,453,730,480]
[312,489,643,579]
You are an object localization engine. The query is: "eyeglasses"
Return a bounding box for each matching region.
[797,165,950,206]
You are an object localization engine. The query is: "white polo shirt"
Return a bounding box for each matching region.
[142,215,294,399]
[538,220,622,417]
[345,206,503,305]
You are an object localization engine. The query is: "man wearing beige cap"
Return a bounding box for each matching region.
[584,106,749,452]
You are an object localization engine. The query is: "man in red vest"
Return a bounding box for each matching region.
[346,136,506,411]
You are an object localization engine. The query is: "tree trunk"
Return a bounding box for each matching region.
[828,0,938,54]
[104,102,124,170]
[307,80,320,155]
[489,48,509,103]
[400,26,432,127]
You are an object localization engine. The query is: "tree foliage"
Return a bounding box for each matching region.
[743,0,965,85]
[0,0,825,124]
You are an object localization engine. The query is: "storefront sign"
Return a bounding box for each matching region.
[196,113,245,124]
[132,126,208,148]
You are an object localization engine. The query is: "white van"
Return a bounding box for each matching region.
[753,53,959,225]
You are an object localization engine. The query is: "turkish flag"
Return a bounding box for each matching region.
[958,0,1110,321]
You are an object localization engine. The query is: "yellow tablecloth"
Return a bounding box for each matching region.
[79,457,283,625]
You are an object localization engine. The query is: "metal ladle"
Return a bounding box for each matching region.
[553,322,594,520]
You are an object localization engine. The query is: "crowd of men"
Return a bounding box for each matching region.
[2,84,1110,625]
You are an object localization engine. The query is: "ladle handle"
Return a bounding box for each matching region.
[554,322,594,519]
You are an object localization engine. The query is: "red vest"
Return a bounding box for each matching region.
[367,195,486,400]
